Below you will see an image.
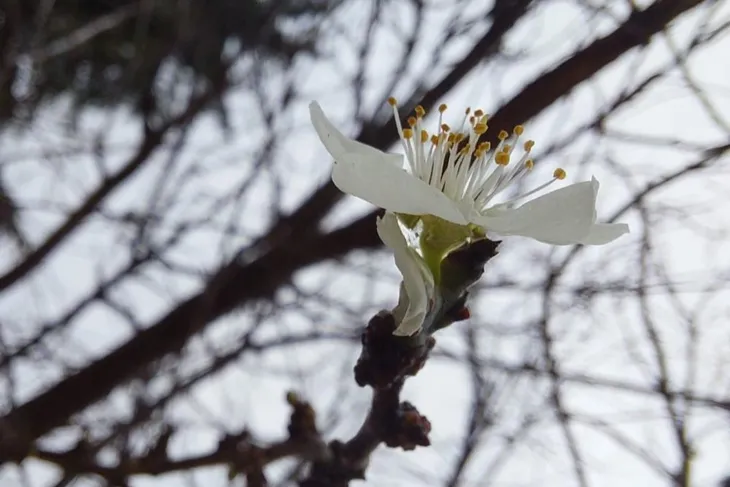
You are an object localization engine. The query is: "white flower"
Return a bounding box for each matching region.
[376,212,434,336]
[310,100,629,245]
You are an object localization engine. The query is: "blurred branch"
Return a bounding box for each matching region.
[4,396,326,484]
[26,5,139,63]
[0,211,381,449]
[0,74,231,293]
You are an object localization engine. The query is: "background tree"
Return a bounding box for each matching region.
[0,0,729,486]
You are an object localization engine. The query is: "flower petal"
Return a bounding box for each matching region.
[579,223,629,245]
[475,179,600,244]
[309,102,402,167]
[377,212,434,336]
[333,153,468,224]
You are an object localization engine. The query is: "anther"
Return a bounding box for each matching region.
[495,152,510,165]
[525,159,534,170]
[415,105,426,117]
[474,123,488,135]
[421,130,429,143]
[388,97,398,106]
[513,125,524,136]
[524,140,535,151]
[438,104,448,113]
[407,116,417,127]
[553,168,567,180]
[441,123,450,132]
[474,109,484,118]
[498,130,509,140]
[403,128,413,139]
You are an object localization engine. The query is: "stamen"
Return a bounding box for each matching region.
[386,101,553,219]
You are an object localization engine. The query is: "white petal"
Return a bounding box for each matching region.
[333,153,468,224]
[579,223,630,245]
[377,213,434,336]
[391,283,428,337]
[309,102,402,167]
[475,179,599,245]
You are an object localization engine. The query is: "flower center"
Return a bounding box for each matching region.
[387,97,567,213]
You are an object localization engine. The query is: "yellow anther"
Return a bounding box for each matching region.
[420,130,429,143]
[501,144,511,153]
[415,105,426,117]
[441,123,450,132]
[388,97,398,106]
[454,133,465,143]
[498,130,509,140]
[402,128,413,139]
[479,114,489,124]
[474,123,488,135]
[459,144,471,155]
[407,116,417,127]
[431,134,440,145]
[553,168,567,180]
[469,115,475,125]
[474,109,484,118]
[513,125,524,136]
[447,133,456,143]
[525,159,534,170]
[495,152,510,165]
[479,141,491,152]
[524,140,535,151]
[439,103,448,113]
